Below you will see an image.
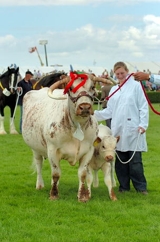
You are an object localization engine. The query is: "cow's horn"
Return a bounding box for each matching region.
[47,76,70,99]
[89,75,117,85]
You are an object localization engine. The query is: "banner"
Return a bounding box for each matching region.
[28,47,37,53]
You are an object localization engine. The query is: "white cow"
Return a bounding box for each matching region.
[88,124,119,201]
[22,73,113,202]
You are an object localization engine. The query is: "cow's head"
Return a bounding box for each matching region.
[47,72,113,118]
[94,135,120,162]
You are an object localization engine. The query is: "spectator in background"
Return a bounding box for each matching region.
[110,69,114,78]
[17,70,33,133]
[147,69,151,75]
[37,70,42,78]
[33,69,38,79]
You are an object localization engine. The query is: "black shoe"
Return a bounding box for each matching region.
[138,190,148,195]
[119,189,129,193]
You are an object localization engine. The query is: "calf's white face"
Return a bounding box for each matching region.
[97,135,118,162]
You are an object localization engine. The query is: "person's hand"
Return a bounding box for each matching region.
[138,127,146,134]
[17,87,22,91]
[133,72,150,81]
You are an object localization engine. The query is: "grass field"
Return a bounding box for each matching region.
[0,104,160,242]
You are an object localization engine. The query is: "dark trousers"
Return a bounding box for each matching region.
[115,151,147,192]
[106,119,111,128]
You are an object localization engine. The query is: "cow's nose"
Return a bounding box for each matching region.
[79,104,91,111]
[76,104,93,116]
[105,155,113,162]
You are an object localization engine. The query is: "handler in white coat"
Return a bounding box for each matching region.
[94,62,149,194]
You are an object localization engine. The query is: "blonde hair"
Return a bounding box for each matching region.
[113,62,129,73]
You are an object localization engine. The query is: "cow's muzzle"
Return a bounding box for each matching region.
[76,103,94,116]
[105,155,114,162]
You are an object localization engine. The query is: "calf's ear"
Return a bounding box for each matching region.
[93,137,101,147]
[116,136,120,143]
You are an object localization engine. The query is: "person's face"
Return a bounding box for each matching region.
[26,74,33,80]
[114,67,128,83]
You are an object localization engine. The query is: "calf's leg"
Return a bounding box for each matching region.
[102,163,117,201]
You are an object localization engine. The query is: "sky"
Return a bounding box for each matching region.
[0,0,160,75]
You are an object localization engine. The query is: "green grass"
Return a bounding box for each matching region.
[0,105,160,242]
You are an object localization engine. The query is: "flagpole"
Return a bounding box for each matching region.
[35,47,44,66]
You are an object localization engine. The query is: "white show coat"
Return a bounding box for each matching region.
[94,76,149,152]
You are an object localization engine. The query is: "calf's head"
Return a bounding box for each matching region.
[94,135,120,162]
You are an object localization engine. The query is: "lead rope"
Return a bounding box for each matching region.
[140,81,160,115]
[94,96,102,110]
[107,73,160,115]
[96,73,159,164]
[105,73,154,164]
[115,131,142,164]
[11,88,23,125]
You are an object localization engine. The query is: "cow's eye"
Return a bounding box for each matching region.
[102,145,105,149]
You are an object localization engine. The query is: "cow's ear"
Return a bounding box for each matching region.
[93,137,101,147]
[116,136,120,142]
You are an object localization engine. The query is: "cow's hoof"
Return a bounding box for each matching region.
[50,195,59,200]
[78,198,88,203]
[10,131,19,134]
[36,184,44,190]
[111,196,118,201]
[0,131,7,135]
[78,195,90,203]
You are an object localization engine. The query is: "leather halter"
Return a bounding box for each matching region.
[68,91,94,103]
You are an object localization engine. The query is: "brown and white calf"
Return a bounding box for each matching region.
[88,124,119,201]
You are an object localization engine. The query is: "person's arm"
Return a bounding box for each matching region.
[151,74,160,85]
[133,72,160,85]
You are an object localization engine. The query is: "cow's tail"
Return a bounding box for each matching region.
[30,156,45,175]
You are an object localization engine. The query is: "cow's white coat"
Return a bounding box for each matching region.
[22,78,99,202]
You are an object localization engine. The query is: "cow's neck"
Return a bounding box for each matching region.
[68,98,89,128]
[69,110,89,128]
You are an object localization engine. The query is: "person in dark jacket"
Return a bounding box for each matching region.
[17,70,33,133]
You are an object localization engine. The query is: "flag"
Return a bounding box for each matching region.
[28,47,36,53]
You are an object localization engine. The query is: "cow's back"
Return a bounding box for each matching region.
[22,88,67,155]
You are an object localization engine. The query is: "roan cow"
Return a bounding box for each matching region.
[88,124,119,201]
[22,72,113,202]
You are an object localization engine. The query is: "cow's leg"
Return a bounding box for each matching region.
[78,148,94,202]
[10,117,19,134]
[111,161,116,187]
[78,164,89,202]
[101,163,117,201]
[32,151,44,189]
[48,150,61,200]
[92,170,99,187]
[0,115,7,134]
[86,165,93,199]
